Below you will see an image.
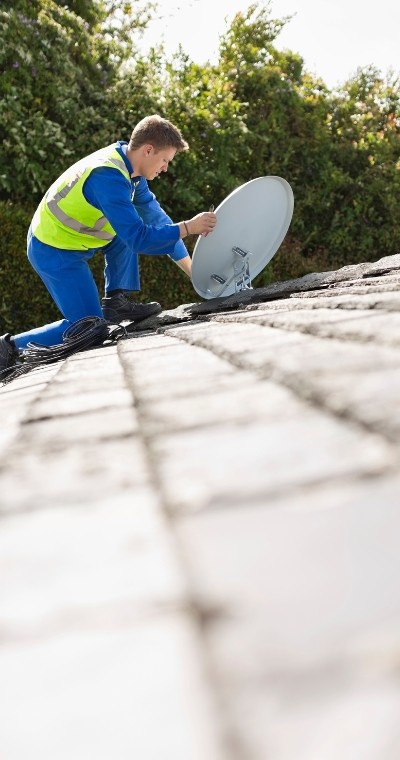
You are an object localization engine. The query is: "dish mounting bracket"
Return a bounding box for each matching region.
[208,245,254,297]
[232,246,253,293]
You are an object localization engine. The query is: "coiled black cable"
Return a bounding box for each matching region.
[23,316,111,364]
[1,316,126,385]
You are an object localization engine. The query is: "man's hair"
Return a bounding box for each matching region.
[128,114,189,152]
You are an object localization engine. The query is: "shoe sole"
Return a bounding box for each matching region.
[102,306,162,324]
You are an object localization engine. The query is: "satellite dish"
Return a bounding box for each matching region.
[191,176,294,299]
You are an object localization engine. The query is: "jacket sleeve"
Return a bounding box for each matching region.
[132,177,190,262]
[83,167,181,256]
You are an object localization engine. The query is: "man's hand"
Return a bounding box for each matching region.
[179,211,216,239]
[188,211,216,235]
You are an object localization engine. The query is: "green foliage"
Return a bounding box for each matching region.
[0,202,60,334]
[1,0,399,334]
[323,66,400,263]
[0,0,150,200]
[137,254,196,309]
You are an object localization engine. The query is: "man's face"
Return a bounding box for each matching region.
[142,145,177,180]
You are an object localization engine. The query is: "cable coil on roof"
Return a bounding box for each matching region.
[1,316,126,385]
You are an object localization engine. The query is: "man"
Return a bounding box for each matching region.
[0,114,216,378]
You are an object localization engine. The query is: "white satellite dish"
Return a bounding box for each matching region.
[191,176,294,299]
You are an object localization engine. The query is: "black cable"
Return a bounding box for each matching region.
[1,316,126,386]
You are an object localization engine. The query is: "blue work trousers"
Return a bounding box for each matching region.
[14,229,140,349]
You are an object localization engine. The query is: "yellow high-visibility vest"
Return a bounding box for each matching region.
[32,144,131,250]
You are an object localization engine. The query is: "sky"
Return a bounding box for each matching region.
[137,0,399,89]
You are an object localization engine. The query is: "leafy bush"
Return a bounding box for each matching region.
[0,202,60,334]
[0,0,150,201]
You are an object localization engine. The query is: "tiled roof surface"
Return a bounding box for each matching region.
[1,253,400,759]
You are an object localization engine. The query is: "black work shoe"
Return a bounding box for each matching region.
[101,293,162,324]
[0,334,19,379]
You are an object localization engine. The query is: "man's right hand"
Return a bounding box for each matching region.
[181,211,217,238]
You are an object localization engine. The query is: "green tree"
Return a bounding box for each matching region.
[0,0,151,200]
[324,66,400,262]
[207,5,400,275]
[204,3,337,278]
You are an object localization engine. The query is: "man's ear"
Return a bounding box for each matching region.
[143,144,154,156]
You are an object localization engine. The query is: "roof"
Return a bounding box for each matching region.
[1,253,400,758]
